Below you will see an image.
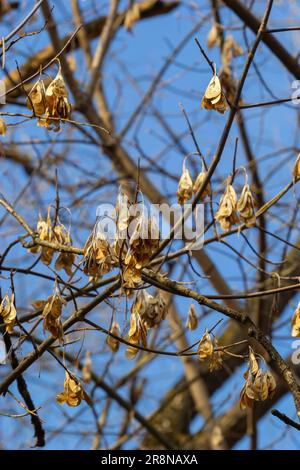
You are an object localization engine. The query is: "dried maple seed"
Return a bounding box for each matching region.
[57,371,91,407]
[193,170,211,200]
[239,348,276,410]
[106,321,121,353]
[0,294,17,334]
[177,160,193,205]
[0,118,7,136]
[132,290,166,330]
[27,79,47,116]
[291,302,300,337]
[126,311,147,359]
[293,153,300,180]
[202,72,228,114]
[215,183,239,231]
[186,304,198,331]
[40,289,66,340]
[207,23,220,49]
[237,183,256,227]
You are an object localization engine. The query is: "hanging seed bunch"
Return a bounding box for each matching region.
[33,285,66,341]
[239,347,276,410]
[186,304,198,331]
[132,290,166,330]
[0,293,17,334]
[197,329,223,372]
[237,182,256,227]
[215,182,239,231]
[27,62,71,132]
[202,70,228,114]
[106,320,121,353]
[126,311,148,359]
[291,301,300,337]
[83,220,115,282]
[57,371,91,407]
[122,210,160,292]
[29,206,75,274]
[177,158,193,205]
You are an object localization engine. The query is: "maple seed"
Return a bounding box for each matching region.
[291,302,300,337]
[215,183,239,231]
[0,294,17,334]
[186,304,198,331]
[126,311,147,359]
[239,347,276,410]
[106,321,121,353]
[293,153,300,180]
[27,79,47,116]
[193,170,211,200]
[202,72,228,114]
[177,160,193,205]
[57,372,92,407]
[0,118,7,136]
[237,183,256,227]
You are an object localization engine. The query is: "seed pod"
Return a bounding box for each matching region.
[177,160,193,205]
[0,294,17,334]
[215,184,239,231]
[186,304,198,331]
[237,183,256,227]
[193,170,211,200]
[57,371,92,407]
[106,321,121,353]
[202,72,228,114]
[0,118,7,136]
[27,79,47,116]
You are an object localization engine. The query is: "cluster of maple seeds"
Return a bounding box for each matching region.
[27,61,71,132]
[29,206,75,275]
[32,287,66,341]
[83,192,159,295]
[216,180,256,231]
[177,159,211,206]
[239,348,276,410]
